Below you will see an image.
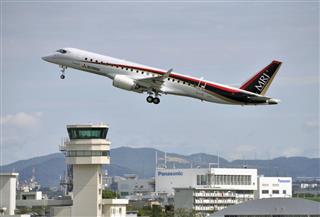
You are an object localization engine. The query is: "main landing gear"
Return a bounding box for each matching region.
[146,95,160,104]
[60,65,67,79]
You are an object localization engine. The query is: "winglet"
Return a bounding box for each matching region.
[163,68,173,79]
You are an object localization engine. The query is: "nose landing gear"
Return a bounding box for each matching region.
[60,65,67,79]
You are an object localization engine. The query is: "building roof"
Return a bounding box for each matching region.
[210,198,320,216]
[102,199,129,205]
[67,123,109,128]
[0,173,19,177]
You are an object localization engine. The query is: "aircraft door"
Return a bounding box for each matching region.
[196,78,207,99]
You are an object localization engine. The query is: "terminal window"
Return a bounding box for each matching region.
[211,175,251,185]
[68,128,108,139]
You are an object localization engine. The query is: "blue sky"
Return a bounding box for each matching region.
[1,1,319,165]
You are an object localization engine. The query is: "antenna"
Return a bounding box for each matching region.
[165,152,167,168]
[155,151,158,169]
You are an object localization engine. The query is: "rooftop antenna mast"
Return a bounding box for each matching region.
[165,152,167,168]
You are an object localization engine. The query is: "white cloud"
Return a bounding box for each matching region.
[305,120,319,129]
[279,75,319,86]
[1,112,43,128]
[283,147,303,157]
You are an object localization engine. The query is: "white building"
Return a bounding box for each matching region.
[157,167,258,214]
[257,176,292,199]
[51,123,129,217]
[17,191,43,200]
[117,177,155,197]
[156,168,208,195]
[102,199,128,217]
[0,173,18,215]
[64,124,111,217]
[156,168,258,196]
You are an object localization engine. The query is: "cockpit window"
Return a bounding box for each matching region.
[56,49,67,54]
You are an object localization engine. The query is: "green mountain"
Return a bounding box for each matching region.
[1,147,319,187]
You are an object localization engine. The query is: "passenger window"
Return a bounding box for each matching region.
[142,72,144,74]
[85,58,87,60]
[95,60,98,63]
[90,59,93,62]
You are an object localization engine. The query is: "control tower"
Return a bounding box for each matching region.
[64,124,110,217]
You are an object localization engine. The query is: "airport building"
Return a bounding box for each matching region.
[64,124,110,217]
[158,168,258,213]
[156,167,292,215]
[54,123,128,217]
[257,176,292,199]
[156,167,258,196]
[209,198,320,217]
[0,173,19,215]
[116,175,155,197]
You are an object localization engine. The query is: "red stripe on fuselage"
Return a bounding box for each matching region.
[107,63,239,93]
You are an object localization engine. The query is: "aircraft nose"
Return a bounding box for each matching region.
[42,55,52,62]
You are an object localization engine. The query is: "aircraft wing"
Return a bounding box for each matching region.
[135,68,173,91]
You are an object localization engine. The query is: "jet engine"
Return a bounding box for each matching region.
[112,75,137,91]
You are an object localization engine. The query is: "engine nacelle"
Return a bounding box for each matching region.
[112,75,136,91]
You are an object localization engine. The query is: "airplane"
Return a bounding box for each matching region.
[42,48,282,105]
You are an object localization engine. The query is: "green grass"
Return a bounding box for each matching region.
[294,194,320,202]
[304,196,320,202]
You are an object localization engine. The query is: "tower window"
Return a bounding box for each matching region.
[67,128,108,139]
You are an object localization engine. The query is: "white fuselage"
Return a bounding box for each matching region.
[42,48,275,105]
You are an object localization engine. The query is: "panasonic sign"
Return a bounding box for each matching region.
[158,171,183,176]
[278,179,291,183]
